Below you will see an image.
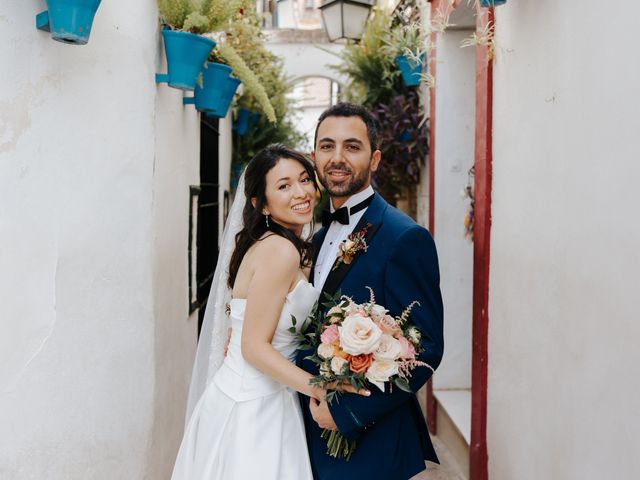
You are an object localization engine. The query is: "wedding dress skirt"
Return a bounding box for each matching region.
[171,280,319,480]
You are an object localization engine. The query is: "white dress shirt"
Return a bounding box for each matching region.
[314,185,375,290]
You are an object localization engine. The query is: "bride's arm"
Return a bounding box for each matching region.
[241,236,324,399]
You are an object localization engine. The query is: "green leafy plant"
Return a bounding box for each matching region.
[331,1,429,206]
[156,1,277,121]
[331,7,397,106]
[383,11,429,67]
[224,9,305,168]
[215,42,276,123]
[156,0,251,33]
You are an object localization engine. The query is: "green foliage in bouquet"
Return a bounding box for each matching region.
[295,287,432,460]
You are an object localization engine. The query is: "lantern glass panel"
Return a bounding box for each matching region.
[320,3,343,42]
[343,2,370,40]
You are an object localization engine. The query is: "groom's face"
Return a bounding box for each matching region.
[312,116,381,201]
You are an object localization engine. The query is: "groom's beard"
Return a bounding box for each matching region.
[317,161,371,198]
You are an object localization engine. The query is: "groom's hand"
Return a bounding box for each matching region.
[309,398,337,431]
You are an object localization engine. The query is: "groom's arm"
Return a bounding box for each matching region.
[327,225,444,441]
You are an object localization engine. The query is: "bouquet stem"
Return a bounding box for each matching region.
[321,429,357,460]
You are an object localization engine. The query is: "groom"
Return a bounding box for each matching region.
[298,103,444,480]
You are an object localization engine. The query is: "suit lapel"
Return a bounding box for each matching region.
[321,194,386,297]
[310,226,328,285]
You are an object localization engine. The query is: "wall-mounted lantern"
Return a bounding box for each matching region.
[318,0,375,42]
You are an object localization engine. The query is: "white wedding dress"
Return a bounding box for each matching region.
[171,279,318,480]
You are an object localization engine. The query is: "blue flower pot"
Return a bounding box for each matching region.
[183,62,234,113]
[250,112,262,125]
[230,163,244,190]
[233,108,252,136]
[35,0,102,45]
[395,54,425,87]
[156,29,216,91]
[481,0,506,6]
[206,76,241,118]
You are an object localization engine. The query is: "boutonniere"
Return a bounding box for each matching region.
[333,223,371,271]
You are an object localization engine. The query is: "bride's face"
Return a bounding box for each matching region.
[263,158,316,235]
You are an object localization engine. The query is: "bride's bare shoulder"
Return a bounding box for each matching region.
[252,235,300,267]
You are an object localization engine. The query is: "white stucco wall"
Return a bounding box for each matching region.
[489,1,640,478]
[0,1,199,478]
[432,28,475,391]
[265,32,347,85]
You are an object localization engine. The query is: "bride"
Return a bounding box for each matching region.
[171,144,368,480]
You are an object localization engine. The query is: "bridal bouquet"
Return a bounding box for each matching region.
[297,288,433,460]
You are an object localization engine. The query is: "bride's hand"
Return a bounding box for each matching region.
[310,383,370,400]
[335,383,371,397]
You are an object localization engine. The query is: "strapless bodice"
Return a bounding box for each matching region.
[213,280,319,401]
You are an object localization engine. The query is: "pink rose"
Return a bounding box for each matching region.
[321,324,340,345]
[398,336,416,360]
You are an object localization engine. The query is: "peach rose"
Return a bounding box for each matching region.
[348,353,373,374]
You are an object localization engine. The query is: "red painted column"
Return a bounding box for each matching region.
[425,0,440,436]
[470,7,494,480]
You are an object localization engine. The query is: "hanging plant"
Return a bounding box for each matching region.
[383,13,430,88]
[225,8,304,173]
[215,41,276,123]
[155,0,271,95]
[155,0,221,90]
[183,62,241,118]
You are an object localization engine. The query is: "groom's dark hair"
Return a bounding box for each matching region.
[313,102,380,153]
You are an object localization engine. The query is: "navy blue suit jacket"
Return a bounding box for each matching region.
[297,193,444,480]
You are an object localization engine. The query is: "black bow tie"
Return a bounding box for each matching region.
[321,194,374,227]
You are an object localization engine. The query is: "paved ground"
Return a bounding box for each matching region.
[411,436,467,480]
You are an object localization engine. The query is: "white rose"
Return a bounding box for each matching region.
[365,359,399,391]
[374,334,403,361]
[369,304,388,321]
[330,356,349,375]
[339,314,383,355]
[318,343,335,359]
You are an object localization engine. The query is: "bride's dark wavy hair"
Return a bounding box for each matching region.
[228,144,318,289]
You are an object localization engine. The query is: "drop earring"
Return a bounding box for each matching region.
[265,214,270,228]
